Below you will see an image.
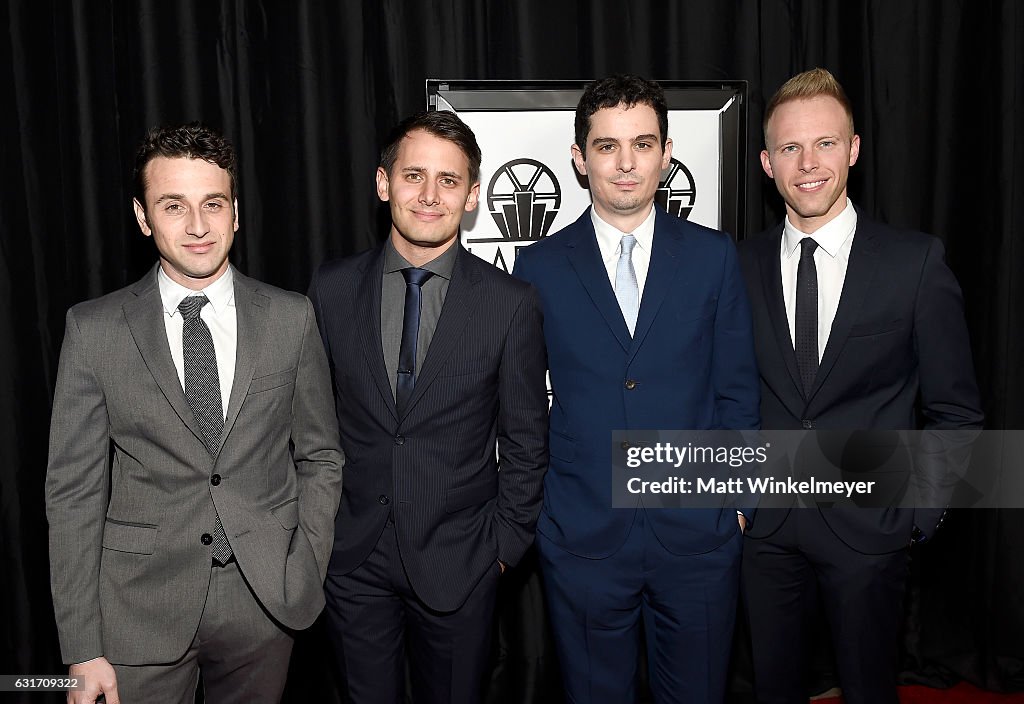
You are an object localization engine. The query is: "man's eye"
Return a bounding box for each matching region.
[598,144,615,152]
[406,173,423,182]
[635,142,651,150]
[819,140,835,148]
[440,178,456,186]
[165,203,184,213]
[205,202,222,211]
[782,145,798,154]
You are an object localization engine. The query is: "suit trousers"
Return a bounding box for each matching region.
[741,509,909,704]
[537,509,742,704]
[324,518,500,704]
[114,559,294,703]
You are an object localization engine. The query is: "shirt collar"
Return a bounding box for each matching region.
[782,198,857,259]
[383,238,458,280]
[158,264,235,317]
[591,204,656,260]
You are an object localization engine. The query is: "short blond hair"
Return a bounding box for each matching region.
[763,68,855,144]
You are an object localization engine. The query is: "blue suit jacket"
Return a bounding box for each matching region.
[513,207,760,559]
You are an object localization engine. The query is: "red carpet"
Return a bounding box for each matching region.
[813,683,1024,703]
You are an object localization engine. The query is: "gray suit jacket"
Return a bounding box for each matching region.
[46,265,344,665]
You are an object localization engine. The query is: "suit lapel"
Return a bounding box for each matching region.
[809,220,881,399]
[219,270,270,452]
[759,225,805,397]
[628,209,685,361]
[564,210,633,352]
[401,245,480,419]
[355,248,400,422]
[122,266,205,445]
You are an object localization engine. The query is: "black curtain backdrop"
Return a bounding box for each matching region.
[2,1,1022,702]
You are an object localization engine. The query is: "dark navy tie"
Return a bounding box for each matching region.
[795,237,819,398]
[178,295,232,564]
[397,268,434,415]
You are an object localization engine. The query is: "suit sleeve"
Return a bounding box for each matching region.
[493,285,549,567]
[712,239,761,431]
[711,240,761,519]
[291,296,344,580]
[45,309,109,664]
[911,238,984,534]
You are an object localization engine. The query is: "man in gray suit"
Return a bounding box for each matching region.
[46,122,343,704]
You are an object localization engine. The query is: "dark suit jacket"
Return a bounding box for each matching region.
[46,266,344,665]
[513,206,760,559]
[309,244,548,613]
[738,210,984,552]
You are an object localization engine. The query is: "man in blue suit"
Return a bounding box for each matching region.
[513,75,760,703]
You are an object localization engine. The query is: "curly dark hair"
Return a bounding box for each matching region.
[380,110,482,184]
[133,122,237,207]
[574,74,669,154]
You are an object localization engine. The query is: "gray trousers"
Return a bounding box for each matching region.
[113,559,294,704]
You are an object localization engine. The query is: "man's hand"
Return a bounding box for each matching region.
[68,657,118,704]
[737,513,748,534]
[498,560,507,574]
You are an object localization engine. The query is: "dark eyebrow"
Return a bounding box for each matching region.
[153,193,186,204]
[590,134,660,147]
[401,166,463,181]
[152,192,230,204]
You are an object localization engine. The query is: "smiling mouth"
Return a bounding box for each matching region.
[184,243,215,253]
[797,179,828,190]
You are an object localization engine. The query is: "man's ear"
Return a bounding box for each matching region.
[849,134,861,167]
[376,167,391,202]
[133,198,152,236]
[232,198,240,232]
[760,150,774,180]
[661,137,673,169]
[571,143,587,176]
[465,182,480,213]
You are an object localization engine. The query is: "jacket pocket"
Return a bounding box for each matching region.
[248,368,296,394]
[549,430,576,462]
[102,519,158,554]
[445,477,498,513]
[271,497,299,529]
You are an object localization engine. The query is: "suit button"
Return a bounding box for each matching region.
[620,441,631,450]
[210,474,221,486]
[625,379,637,390]
[200,533,213,545]
[378,495,390,505]
[802,419,814,429]
[394,436,405,445]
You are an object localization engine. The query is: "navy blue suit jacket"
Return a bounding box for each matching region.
[513,207,760,559]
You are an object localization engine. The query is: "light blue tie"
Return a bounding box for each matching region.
[615,234,639,335]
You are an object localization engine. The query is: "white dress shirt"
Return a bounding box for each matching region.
[592,205,656,301]
[780,199,858,361]
[158,265,237,418]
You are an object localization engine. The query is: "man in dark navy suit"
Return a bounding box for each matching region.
[513,75,760,703]
[739,68,984,704]
[309,110,548,704]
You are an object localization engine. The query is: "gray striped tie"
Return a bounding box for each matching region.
[179,295,232,564]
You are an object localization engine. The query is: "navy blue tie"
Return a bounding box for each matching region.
[397,267,434,415]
